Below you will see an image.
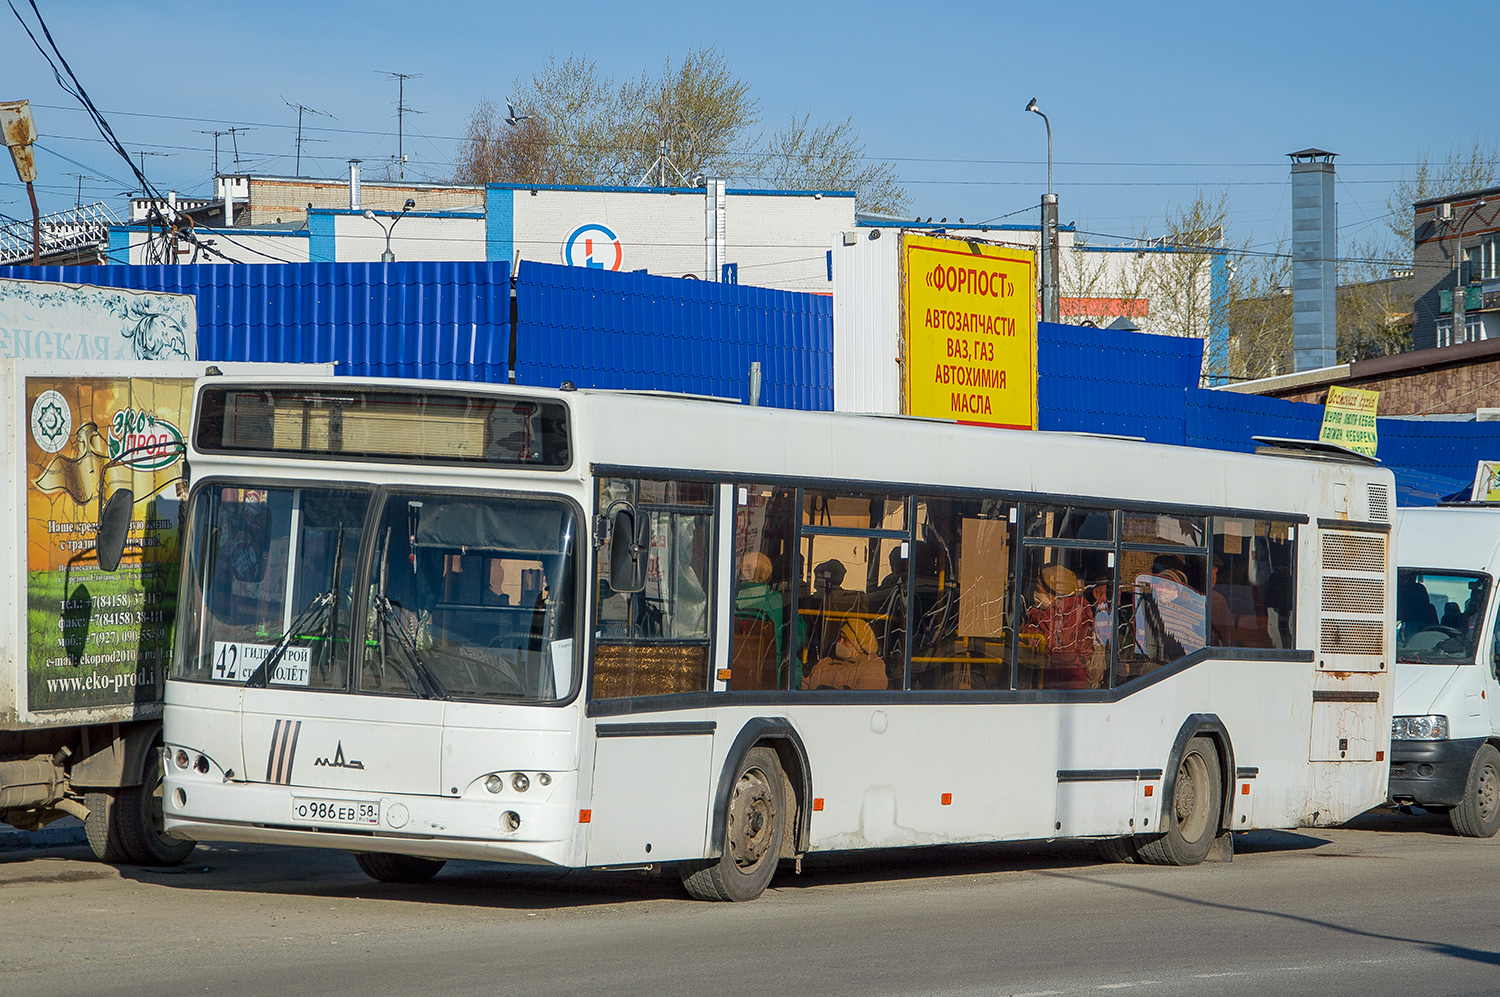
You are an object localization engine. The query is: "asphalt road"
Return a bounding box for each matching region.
[3,808,1498,997]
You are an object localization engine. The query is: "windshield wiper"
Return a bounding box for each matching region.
[373,595,448,700]
[245,590,335,688]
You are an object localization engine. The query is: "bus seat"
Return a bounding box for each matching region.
[731,615,779,691]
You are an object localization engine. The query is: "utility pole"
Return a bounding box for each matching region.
[378,71,422,180]
[1025,98,1059,324]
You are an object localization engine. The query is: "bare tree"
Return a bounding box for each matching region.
[453,98,559,185]
[754,114,906,215]
[453,48,907,214]
[1385,141,1500,248]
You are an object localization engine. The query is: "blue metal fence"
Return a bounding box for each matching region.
[515,261,833,409]
[0,261,512,380]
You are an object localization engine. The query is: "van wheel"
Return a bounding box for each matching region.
[354,852,446,883]
[118,745,196,866]
[681,746,785,901]
[83,790,132,864]
[1450,744,1500,838]
[1137,736,1222,866]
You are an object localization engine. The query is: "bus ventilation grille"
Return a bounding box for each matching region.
[1319,529,1387,659]
[1367,483,1390,523]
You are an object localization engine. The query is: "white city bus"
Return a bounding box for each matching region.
[158,377,1395,900]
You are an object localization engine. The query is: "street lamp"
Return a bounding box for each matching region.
[364,197,416,262]
[1025,97,1059,324]
[1454,197,1488,345]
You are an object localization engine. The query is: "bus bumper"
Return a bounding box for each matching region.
[162,750,580,867]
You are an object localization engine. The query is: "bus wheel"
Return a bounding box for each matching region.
[1137,736,1222,866]
[681,746,785,901]
[354,852,447,883]
[1096,836,1139,863]
[1449,744,1500,838]
[118,745,196,866]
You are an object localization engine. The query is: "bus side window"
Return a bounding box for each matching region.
[591,477,715,700]
[730,485,799,691]
[912,497,1015,692]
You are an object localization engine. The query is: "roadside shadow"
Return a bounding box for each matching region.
[1038,865,1500,970]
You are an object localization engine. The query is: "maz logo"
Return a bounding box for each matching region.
[313,742,365,770]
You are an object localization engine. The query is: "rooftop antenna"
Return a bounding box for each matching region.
[226,127,253,172]
[133,151,167,195]
[196,129,228,175]
[637,87,695,187]
[282,97,335,176]
[63,172,99,208]
[377,71,422,179]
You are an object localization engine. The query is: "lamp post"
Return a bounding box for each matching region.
[1454,197,1488,345]
[1026,97,1059,324]
[364,197,415,262]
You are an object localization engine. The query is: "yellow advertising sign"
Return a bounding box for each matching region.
[1318,385,1379,457]
[902,233,1037,429]
[1472,461,1500,501]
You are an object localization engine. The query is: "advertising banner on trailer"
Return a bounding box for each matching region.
[24,375,191,714]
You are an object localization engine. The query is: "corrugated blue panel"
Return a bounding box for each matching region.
[516,261,833,410]
[0,261,511,381]
[1036,322,1195,444]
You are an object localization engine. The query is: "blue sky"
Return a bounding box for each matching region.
[2,0,1495,259]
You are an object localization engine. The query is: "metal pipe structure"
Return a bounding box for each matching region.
[1454,197,1488,344]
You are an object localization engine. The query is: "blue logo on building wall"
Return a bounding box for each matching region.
[563,224,623,271]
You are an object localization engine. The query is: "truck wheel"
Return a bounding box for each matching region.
[354,852,446,883]
[83,790,132,864]
[680,746,785,901]
[1136,736,1223,866]
[1449,743,1500,838]
[118,745,196,866]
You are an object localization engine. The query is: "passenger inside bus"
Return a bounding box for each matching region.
[1019,563,1093,689]
[803,619,887,690]
[732,551,803,689]
[806,558,870,660]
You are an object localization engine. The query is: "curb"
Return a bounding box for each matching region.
[0,818,87,851]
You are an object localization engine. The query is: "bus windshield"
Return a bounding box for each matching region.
[1396,569,1490,664]
[175,485,578,702]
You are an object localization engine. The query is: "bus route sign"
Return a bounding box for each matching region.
[901,233,1037,429]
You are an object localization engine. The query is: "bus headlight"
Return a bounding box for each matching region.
[511,772,530,793]
[485,775,504,794]
[1392,715,1449,740]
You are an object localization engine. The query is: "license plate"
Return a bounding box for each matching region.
[291,797,379,826]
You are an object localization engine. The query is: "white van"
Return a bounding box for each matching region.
[1390,506,1500,836]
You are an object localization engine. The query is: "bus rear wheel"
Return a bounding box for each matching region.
[681,746,785,901]
[1137,736,1222,866]
[354,852,447,883]
[1450,743,1500,838]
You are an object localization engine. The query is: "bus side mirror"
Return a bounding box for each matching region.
[97,487,134,572]
[608,507,649,594]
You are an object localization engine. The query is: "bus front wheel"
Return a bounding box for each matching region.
[1137,736,1222,866]
[681,746,785,901]
[1449,743,1500,838]
[354,852,447,883]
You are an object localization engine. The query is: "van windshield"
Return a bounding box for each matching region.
[1396,569,1490,664]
